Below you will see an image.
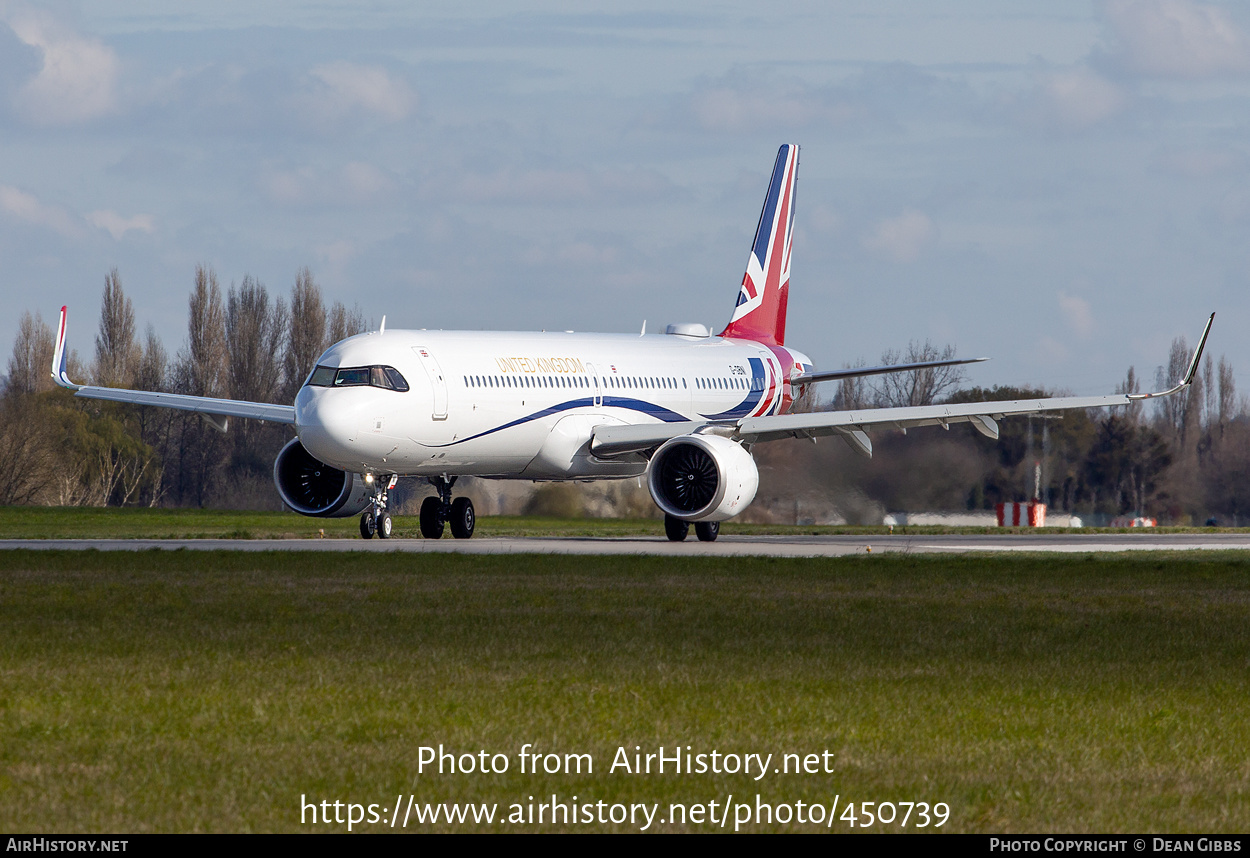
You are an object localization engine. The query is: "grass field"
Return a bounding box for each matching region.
[1,549,1247,832]
[0,505,1237,539]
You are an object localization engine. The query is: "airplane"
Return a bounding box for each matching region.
[51,144,1213,541]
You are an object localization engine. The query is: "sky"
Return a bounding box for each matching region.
[3,1,1250,397]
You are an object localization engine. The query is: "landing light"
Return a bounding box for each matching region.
[365,473,374,484]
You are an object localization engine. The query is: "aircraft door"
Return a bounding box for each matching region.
[586,362,603,407]
[413,346,449,420]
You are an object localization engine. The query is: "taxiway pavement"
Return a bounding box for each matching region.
[4,533,1250,556]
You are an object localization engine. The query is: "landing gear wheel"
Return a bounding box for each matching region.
[419,497,444,539]
[376,510,393,539]
[664,514,690,542]
[450,497,476,539]
[695,521,720,542]
[359,511,376,539]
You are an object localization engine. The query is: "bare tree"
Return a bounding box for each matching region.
[226,275,287,404]
[223,275,288,483]
[1155,336,1192,444]
[1202,354,1216,433]
[7,311,55,396]
[177,265,227,398]
[0,395,57,503]
[133,324,172,506]
[1115,366,1142,424]
[171,265,227,507]
[135,325,168,393]
[831,359,871,410]
[92,268,139,388]
[283,267,327,401]
[1217,356,1237,429]
[328,301,367,344]
[873,340,967,408]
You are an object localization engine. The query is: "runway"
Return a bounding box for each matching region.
[4,532,1250,556]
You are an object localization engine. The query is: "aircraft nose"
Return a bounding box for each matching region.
[295,387,368,468]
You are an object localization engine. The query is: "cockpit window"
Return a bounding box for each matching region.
[305,364,409,392]
[307,365,337,386]
[371,366,410,392]
[335,368,371,386]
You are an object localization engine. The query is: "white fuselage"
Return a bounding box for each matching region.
[295,329,812,481]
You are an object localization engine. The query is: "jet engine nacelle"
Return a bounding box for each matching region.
[647,434,759,522]
[274,437,373,518]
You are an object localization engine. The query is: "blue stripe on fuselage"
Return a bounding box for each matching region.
[699,357,766,420]
[426,396,689,448]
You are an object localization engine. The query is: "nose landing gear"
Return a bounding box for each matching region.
[419,476,476,539]
[359,474,397,539]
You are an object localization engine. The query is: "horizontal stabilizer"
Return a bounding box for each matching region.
[792,356,989,385]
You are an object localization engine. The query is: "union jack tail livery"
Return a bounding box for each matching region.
[719,143,798,346]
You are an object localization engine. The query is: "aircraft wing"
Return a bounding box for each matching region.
[51,306,295,428]
[592,313,1214,458]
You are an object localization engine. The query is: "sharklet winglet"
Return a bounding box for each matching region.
[52,305,82,390]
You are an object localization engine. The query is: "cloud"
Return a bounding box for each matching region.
[680,74,875,134]
[689,86,847,133]
[676,65,977,136]
[1103,0,1250,77]
[304,62,414,122]
[6,10,119,125]
[862,210,933,262]
[1037,335,1071,365]
[0,184,80,236]
[0,184,150,240]
[259,161,397,207]
[524,241,621,267]
[452,167,674,205]
[317,240,357,269]
[87,210,155,240]
[1153,146,1246,178]
[1058,292,1094,336]
[1038,66,1126,128]
[341,162,391,199]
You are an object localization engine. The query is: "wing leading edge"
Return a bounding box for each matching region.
[51,306,296,428]
[591,313,1215,458]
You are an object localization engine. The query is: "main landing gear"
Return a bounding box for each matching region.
[419,476,475,540]
[359,474,397,540]
[664,513,719,543]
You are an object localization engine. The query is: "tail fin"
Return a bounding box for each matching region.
[719,144,799,346]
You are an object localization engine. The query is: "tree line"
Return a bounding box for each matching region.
[3,274,1249,524]
[1,266,365,509]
